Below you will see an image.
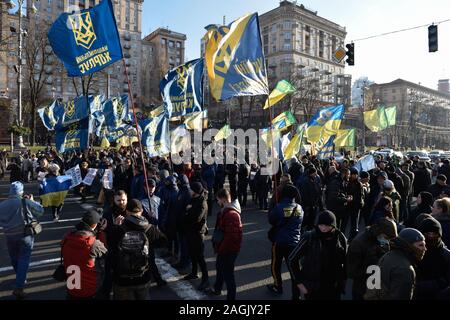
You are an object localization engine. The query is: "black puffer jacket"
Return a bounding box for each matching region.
[415,240,450,300]
[288,228,347,294]
[183,191,208,236]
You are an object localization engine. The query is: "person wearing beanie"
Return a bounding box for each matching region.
[139,178,166,288]
[438,159,450,183]
[107,198,167,300]
[297,166,323,232]
[406,191,433,228]
[415,218,450,299]
[366,171,388,218]
[366,228,426,300]
[288,210,347,300]
[158,175,179,261]
[61,208,108,300]
[267,183,303,299]
[359,171,372,227]
[182,180,210,291]
[427,175,448,200]
[344,167,364,241]
[347,218,398,300]
[377,180,402,222]
[0,181,44,299]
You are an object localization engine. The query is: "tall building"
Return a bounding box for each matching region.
[259,1,352,120]
[369,79,450,149]
[351,77,374,107]
[438,79,449,94]
[0,0,144,143]
[141,28,186,106]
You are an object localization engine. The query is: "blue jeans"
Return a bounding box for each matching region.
[6,234,34,289]
[214,253,238,300]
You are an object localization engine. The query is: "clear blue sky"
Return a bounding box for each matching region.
[143,0,450,89]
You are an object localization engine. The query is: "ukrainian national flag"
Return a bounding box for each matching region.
[214,124,232,141]
[203,13,269,101]
[39,175,72,207]
[306,104,344,143]
[284,123,307,160]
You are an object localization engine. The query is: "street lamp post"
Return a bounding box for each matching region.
[7,0,38,149]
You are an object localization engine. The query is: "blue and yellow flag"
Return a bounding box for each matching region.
[105,124,135,143]
[272,111,297,131]
[140,113,170,157]
[160,58,204,118]
[37,100,61,130]
[48,0,123,77]
[306,105,344,143]
[317,135,336,160]
[39,175,72,207]
[203,13,269,101]
[102,95,131,130]
[55,118,89,153]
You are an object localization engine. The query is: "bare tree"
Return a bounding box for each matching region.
[289,70,321,123]
[23,21,57,145]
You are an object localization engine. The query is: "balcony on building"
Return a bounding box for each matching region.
[123,43,131,50]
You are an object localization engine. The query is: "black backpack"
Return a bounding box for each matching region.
[116,227,150,279]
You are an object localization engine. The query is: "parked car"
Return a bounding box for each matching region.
[374,148,394,158]
[429,150,444,160]
[406,151,431,161]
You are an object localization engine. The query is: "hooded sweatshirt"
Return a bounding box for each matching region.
[214,199,243,255]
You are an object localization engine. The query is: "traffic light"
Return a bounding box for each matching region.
[346,43,355,66]
[428,25,438,52]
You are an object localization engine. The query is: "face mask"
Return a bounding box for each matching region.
[377,235,390,247]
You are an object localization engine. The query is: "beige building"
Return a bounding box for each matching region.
[207,1,352,130]
[369,79,450,150]
[0,0,145,143]
[141,28,186,106]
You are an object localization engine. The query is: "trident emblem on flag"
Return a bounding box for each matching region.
[69,12,97,50]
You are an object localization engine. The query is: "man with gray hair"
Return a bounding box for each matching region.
[0,181,44,299]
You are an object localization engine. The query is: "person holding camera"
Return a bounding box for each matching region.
[0,181,44,299]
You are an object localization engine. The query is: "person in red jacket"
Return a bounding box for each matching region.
[208,189,243,300]
[62,209,108,300]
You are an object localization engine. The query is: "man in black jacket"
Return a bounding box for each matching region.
[325,168,352,231]
[298,167,323,232]
[343,168,364,241]
[427,175,448,200]
[415,217,450,300]
[109,199,166,300]
[183,182,210,290]
[413,161,432,197]
[438,159,450,183]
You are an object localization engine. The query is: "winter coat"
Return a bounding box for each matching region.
[62,222,107,298]
[108,214,166,287]
[368,238,418,300]
[130,173,145,200]
[298,176,323,210]
[434,214,450,248]
[288,162,304,186]
[406,204,433,228]
[347,227,390,296]
[213,200,243,255]
[184,191,208,236]
[268,198,303,247]
[413,167,432,197]
[346,180,364,212]
[113,165,133,194]
[201,164,216,190]
[325,175,348,216]
[438,164,450,183]
[288,228,347,294]
[174,184,192,229]
[415,240,450,300]
[140,195,161,226]
[427,183,448,200]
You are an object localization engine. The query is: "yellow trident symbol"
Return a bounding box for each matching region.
[66,123,78,139]
[69,12,97,50]
[176,64,191,92]
[64,100,76,118]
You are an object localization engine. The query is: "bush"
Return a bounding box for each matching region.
[8,125,31,136]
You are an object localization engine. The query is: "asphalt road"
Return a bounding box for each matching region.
[0,176,353,300]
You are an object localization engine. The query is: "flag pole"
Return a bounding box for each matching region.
[267,95,279,203]
[122,58,152,205]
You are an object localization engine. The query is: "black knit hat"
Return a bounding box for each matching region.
[398,228,425,244]
[419,218,442,237]
[191,182,204,195]
[281,184,298,200]
[317,210,337,228]
[82,209,101,226]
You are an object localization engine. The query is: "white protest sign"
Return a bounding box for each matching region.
[65,164,82,188]
[82,168,98,186]
[102,169,113,190]
[355,155,376,172]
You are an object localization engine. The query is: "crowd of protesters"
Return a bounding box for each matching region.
[0,144,450,300]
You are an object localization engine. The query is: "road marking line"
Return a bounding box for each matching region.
[0,258,60,273]
[155,258,206,300]
[0,218,80,231]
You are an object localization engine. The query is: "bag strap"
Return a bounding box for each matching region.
[20,198,31,225]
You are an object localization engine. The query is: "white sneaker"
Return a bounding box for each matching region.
[53,217,59,222]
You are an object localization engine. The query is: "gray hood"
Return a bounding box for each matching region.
[223,199,241,215]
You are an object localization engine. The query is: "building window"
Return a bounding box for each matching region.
[305,34,310,53]
[161,38,167,46]
[283,20,291,30]
[57,0,64,9]
[169,41,174,48]
[89,0,95,8]
[271,24,277,32]
[283,43,291,51]
[305,25,310,33]
[392,89,396,93]
[134,25,138,32]
[272,45,276,53]
[125,24,129,30]
[176,41,181,48]
[69,0,75,6]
